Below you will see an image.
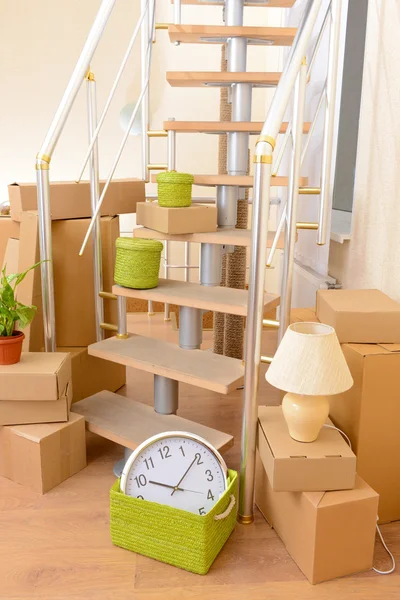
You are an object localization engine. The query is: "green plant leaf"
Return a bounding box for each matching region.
[15,304,37,330]
[8,261,43,288]
[1,282,15,308]
[0,323,4,336]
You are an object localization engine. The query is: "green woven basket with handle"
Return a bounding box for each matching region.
[156,171,194,208]
[110,469,238,575]
[114,237,163,289]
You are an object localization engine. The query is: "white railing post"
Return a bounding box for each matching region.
[318,0,343,245]
[86,71,105,342]
[278,60,307,341]
[141,0,150,182]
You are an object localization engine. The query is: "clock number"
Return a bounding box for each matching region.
[134,474,147,488]
[144,457,154,470]
[205,469,213,482]
[137,495,144,500]
[195,452,204,465]
[199,507,206,516]
[207,489,215,501]
[158,445,171,460]
[179,445,185,457]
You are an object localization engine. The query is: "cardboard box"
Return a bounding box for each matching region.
[64,346,125,403]
[136,202,217,234]
[316,289,400,343]
[0,352,71,401]
[0,383,72,426]
[8,179,145,222]
[18,212,119,349]
[330,342,400,523]
[0,216,20,267]
[2,237,19,274]
[290,307,319,324]
[255,454,378,584]
[0,413,86,493]
[258,406,356,492]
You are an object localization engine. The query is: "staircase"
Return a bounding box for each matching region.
[35,0,342,523]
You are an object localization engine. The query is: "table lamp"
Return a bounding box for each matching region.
[265,322,353,442]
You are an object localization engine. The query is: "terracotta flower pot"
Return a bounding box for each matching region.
[0,331,25,365]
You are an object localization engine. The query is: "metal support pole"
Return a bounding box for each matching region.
[239,157,272,523]
[117,296,128,339]
[164,241,171,320]
[154,375,179,414]
[164,118,176,320]
[184,242,190,282]
[141,0,150,182]
[216,186,238,229]
[179,307,202,349]
[200,244,222,287]
[113,448,133,478]
[278,62,307,341]
[86,73,104,342]
[318,0,342,245]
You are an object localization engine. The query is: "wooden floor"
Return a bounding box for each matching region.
[0,319,399,599]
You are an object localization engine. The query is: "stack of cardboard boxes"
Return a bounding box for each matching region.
[0,178,145,493]
[256,290,400,584]
[1,178,146,402]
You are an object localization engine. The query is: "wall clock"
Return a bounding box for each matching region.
[120,431,228,515]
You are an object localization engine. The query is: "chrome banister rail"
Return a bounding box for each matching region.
[239,0,324,524]
[36,0,117,351]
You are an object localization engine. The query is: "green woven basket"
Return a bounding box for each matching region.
[156,171,194,208]
[114,237,163,289]
[110,469,238,575]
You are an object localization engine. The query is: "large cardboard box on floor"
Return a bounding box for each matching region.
[255,454,378,584]
[0,216,20,267]
[136,202,217,234]
[330,342,400,523]
[18,211,120,349]
[65,346,125,403]
[0,413,86,493]
[258,406,356,492]
[316,289,400,343]
[0,352,72,425]
[8,179,145,222]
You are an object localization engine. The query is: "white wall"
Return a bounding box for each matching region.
[0,0,286,291]
[328,0,400,299]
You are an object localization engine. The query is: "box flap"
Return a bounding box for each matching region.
[345,343,393,356]
[8,412,83,442]
[317,289,400,314]
[377,343,400,353]
[317,475,379,508]
[258,406,354,459]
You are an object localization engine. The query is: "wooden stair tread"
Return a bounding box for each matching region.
[168,25,296,46]
[167,71,281,88]
[134,226,287,248]
[113,280,279,317]
[151,174,308,187]
[88,334,244,394]
[171,0,296,7]
[163,120,311,134]
[72,391,233,454]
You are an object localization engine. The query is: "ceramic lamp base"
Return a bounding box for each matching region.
[282,392,329,443]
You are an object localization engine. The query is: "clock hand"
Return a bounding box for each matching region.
[171,455,198,497]
[149,480,203,494]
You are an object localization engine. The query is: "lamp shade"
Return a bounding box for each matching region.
[265,322,353,396]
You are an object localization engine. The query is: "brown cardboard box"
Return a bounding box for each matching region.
[0,413,86,493]
[316,289,400,343]
[0,216,20,266]
[2,237,19,274]
[0,352,71,401]
[290,307,319,323]
[330,343,400,523]
[8,179,145,222]
[65,346,125,403]
[258,406,356,491]
[0,383,72,426]
[136,202,217,234]
[255,454,378,584]
[18,212,119,349]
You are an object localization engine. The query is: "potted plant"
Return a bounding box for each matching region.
[0,262,41,365]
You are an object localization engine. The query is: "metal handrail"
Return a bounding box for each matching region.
[239,0,326,523]
[35,0,155,350]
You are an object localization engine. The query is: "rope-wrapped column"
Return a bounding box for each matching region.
[213,45,231,355]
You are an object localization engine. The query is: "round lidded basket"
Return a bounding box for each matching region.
[156,171,194,208]
[114,237,163,290]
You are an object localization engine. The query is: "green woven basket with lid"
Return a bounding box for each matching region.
[110,469,238,575]
[114,237,163,289]
[156,171,194,208]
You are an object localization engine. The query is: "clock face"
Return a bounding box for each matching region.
[120,432,228,515]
